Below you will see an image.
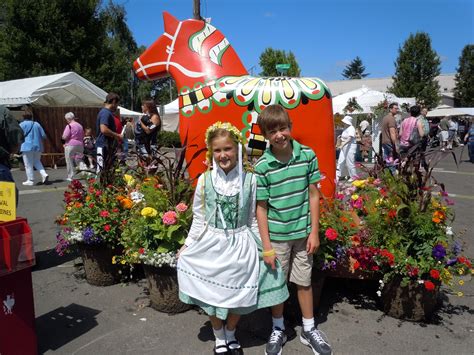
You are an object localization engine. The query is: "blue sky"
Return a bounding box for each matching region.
[122,0,473,81]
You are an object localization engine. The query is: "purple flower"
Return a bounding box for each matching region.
[452,241,462,255]
[445,198,455,206]
[55,232,69,256]
[83,227,101,245]
[446,258,457,266]
[335,246,346,260]
[432,244,446,260]
[330,260,337,269]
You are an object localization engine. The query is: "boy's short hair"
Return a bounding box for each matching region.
[257,105,292,135]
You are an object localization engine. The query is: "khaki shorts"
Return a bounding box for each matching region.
[272,238,313,287]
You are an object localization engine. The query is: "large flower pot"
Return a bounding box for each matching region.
[79,244,121,286]
[381,277,440,321]
[143,265,191,314]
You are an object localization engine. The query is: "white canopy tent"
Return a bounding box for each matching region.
[118,106,142,118]
[427,107,474,117]
[161,98,179,132]
[0,72,107,107]
[332,86,416,114]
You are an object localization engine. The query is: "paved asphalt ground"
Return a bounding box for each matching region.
[10,147,474,354]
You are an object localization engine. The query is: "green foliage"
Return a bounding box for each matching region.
[259,48,301,77]
[342,56,369,79]
[388,32,441,109]
[158,131,181,148]
[0,0,139,108]
[453,44,474,107]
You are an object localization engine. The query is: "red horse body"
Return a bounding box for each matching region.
[133,12,335,196]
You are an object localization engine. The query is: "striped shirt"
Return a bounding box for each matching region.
[255,140,321,241]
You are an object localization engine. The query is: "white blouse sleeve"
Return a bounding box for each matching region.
[247,174,260,235]
[184,175,205,246]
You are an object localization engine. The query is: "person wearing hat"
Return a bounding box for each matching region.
[96,93,122,172]
[62,112,84,181]
[358,119,372,162]
[336,115,357,181]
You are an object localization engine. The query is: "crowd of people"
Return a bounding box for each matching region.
[336,103,473,181]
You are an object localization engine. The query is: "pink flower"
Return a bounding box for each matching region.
[100,210,109,218]
[445,198,454,206]
[176,202,188,213]
[104,224,111,232]
[373,178,381,186]
[335,193,345,201]
[162,211,177,225]
[325,228,338,241]
[351,197,363,209]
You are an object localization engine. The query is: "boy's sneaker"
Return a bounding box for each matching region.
[22,180,34,186]
[265,327,287,355]
[300,328,332,355]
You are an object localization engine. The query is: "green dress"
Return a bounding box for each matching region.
[178,171,289,320]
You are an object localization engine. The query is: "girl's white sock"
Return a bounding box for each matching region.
[213,327,227,353]
[302,317,315,332]
[225,327,240,349]
[272,316,285,330]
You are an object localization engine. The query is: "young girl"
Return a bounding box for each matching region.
[83,128,96,169]
[177,122,288,354]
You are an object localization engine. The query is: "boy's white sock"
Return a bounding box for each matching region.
[302,317,315,332]
[213,327,227,353]
[225,327,240,349]
[272,316,285,330]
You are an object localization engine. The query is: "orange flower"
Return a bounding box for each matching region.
[120,198,133,209]
[85,196,91,202]
[339,216,349,223]
[74,202,83,208]
[116,195,125,202]
[351,235,361,246]
[432,210,445,223]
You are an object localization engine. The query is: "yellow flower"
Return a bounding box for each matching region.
[375,198,383,206]
[459,279,465,286]
[352,180,366,188]
[141,207,158,217]
[120,260,126,265]
[351,194,359,201]
[124,174,135,186]
[457,292,464,297]
[112,256,117,264]
[132,252,139,259]
[458,269,464,275]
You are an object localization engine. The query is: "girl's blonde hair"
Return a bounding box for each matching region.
[205,122,252,172]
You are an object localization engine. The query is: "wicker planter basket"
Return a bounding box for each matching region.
[143,265,192,314]
[381,277,440,321]
[79,244,121,286]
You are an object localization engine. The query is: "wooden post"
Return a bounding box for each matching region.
[193,0,201,20]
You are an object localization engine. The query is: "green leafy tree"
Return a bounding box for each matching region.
[342,56,369,79]
[259,48,301,77]
[453,44,474,107]
[388,32,441,109]
[0,0,140,108]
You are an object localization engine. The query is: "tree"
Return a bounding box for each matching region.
[388,32,441,109]
[0,0,140,108]
[259,48,301,77]
[342,56,369,79]
[453,44,474,107]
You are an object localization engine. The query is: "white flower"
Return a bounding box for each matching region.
[131,191,144,203]
[376,291,381,297]
[68,229,83,242]
[445,226,453,236]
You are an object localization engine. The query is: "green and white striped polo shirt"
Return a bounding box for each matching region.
[255,140,321,241]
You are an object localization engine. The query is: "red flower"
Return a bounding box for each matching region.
[104,224,111,232]
[138,247,145,254]
[424,280,435,291]
[89,203,95,208]
[388,210,397,219]
[95,190,102,197]
[100,210,109,218]
[325,228,338,241]
[406,265,419,277]
[430,269,440,280]
[112,208,119,213]
[380,249,395,266]
[353,260,360,270]
[371,265,380,271]
[458,256,472,268]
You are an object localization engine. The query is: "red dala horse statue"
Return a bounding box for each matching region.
[133,12,335,196]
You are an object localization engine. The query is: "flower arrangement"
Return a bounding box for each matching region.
[117,144,196,268]
[55,177,131,255]
[117,174,193,268]
[317,156,473,297]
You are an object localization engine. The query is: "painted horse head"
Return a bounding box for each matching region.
[133,12,247,89]
[134,13,336,196]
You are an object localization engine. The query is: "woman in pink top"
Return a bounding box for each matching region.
[62,112,84,181]
[399,105,424,155]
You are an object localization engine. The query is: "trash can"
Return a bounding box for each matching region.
[0,218,37,355]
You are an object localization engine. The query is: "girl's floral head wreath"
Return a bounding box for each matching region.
[205,121,247,208]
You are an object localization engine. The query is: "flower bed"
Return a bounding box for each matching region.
[315,151,473,319]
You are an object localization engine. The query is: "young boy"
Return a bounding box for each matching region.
[255,105,332,355]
